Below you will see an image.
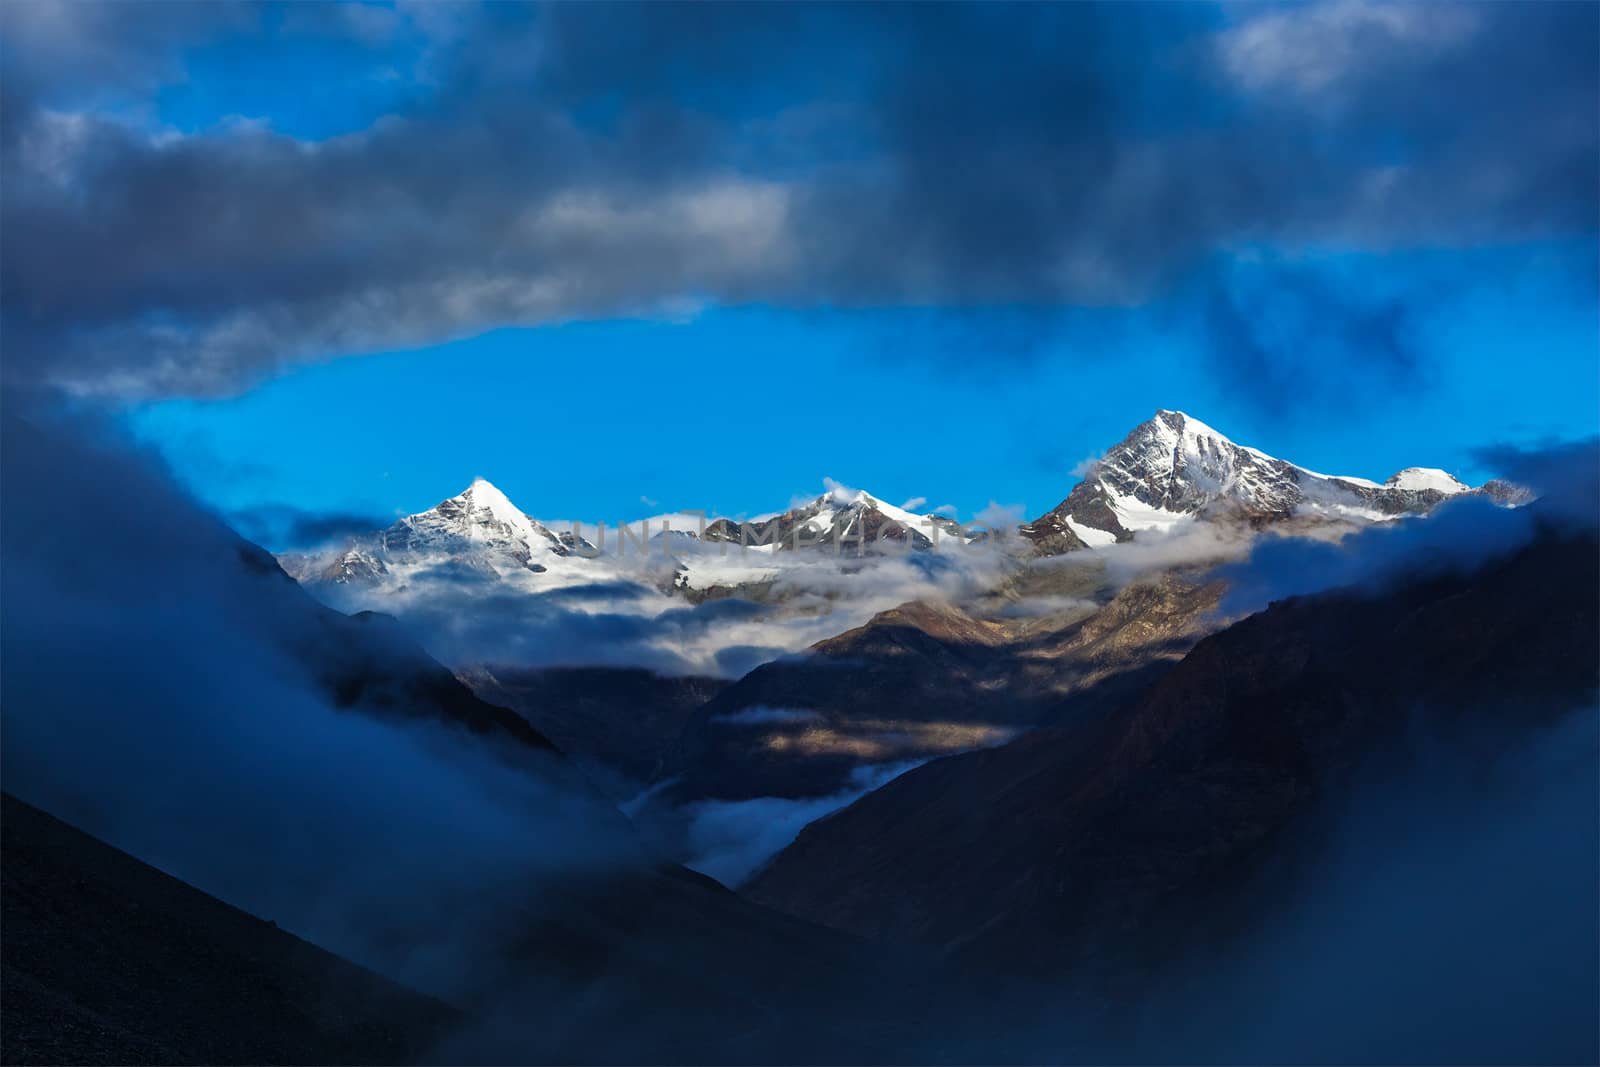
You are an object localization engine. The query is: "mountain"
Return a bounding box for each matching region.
[745,521,1600,995]
[1,790,1048,1064]
[1,793,459,1065]
[296,480,966,594]
[703,485,966,554]
[290,413,1517,586]
[1022,410,1480,554]
[649,567,1227,810]
[233,541,563,759]
[456,665,730,799]
[290,478,597,587]
[380,478,595,570]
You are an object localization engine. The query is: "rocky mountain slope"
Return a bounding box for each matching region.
[656,568,1227,806]
[457,665,729,799]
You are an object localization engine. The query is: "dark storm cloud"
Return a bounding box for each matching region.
[1470,436,1600,523]
[1188,255,1424,415]
[1,1,1594,396]
[228,502,391,549]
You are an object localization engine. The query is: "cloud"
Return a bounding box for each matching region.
[712,705,822,727]
[0,393,641,1004]
[1217,1,1480,98]
[1217,437,1600,616]
[228,502,392,549]
[680,759,927,887]
[1470,436,1600,523]
[1068,454,1101,479]
[314,531,1020,679]
[1,2,1592,398]
[1184,252,1430,415]
[970,500,1026,534]
[899,495,927,512]
[1147,707,1599,1064]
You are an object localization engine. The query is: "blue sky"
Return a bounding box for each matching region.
[4,1,1595,542]
[133,243,1597,533]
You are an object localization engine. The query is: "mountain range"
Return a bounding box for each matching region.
[1021,409,1516,553]
[286,408,1500,591]
[278,409,1511,812]
[8,403,1591,1065]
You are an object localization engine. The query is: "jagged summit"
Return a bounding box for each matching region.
[290,478,598,586]
[704,483,963,552]
[1023,409,1482,554]
[283,412,1499,584]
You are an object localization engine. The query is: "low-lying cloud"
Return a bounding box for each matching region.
[0,396,641,1003]
[681,759,930,888]
[712,705,822,727]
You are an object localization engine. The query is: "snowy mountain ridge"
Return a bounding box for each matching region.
[284,409,1500,585]
[702,483,967,553]
[1021,410,1482,555]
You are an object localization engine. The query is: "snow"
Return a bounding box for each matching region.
[1161,409,1229,444]
[1294,466,1384,490]
[1106,490,1190,533]
[1064,516,1118,547]
[1387,467,1469,494]
[459,477,537,531]
[1059,410,1478,549]
[854,493,946,534]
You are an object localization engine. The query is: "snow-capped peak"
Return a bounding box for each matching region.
[1154,409,1227,442]
[1385,467,1469,495]
[1023,409,1482,553]
[812,483,944,531]
[826,483,872,507]
[373,477,595,572]
[454,477,534,531]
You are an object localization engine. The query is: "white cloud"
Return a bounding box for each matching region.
[680,759,928,887]
[1219,0,1479,98]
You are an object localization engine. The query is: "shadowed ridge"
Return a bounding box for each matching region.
[0,793,461,1066]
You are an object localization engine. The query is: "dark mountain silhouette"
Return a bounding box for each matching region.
[748,523,1599,996]
[1,793,460,1066]
[2,792,1049,1065]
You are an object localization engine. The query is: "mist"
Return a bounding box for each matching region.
[310,515,1023,679]
[0,397,642,1003]
[1135,706,1600,1065]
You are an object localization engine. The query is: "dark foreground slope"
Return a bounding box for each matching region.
[1,789,1039,1065]
[0,794,458,1066]
[749,524,1600,983]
